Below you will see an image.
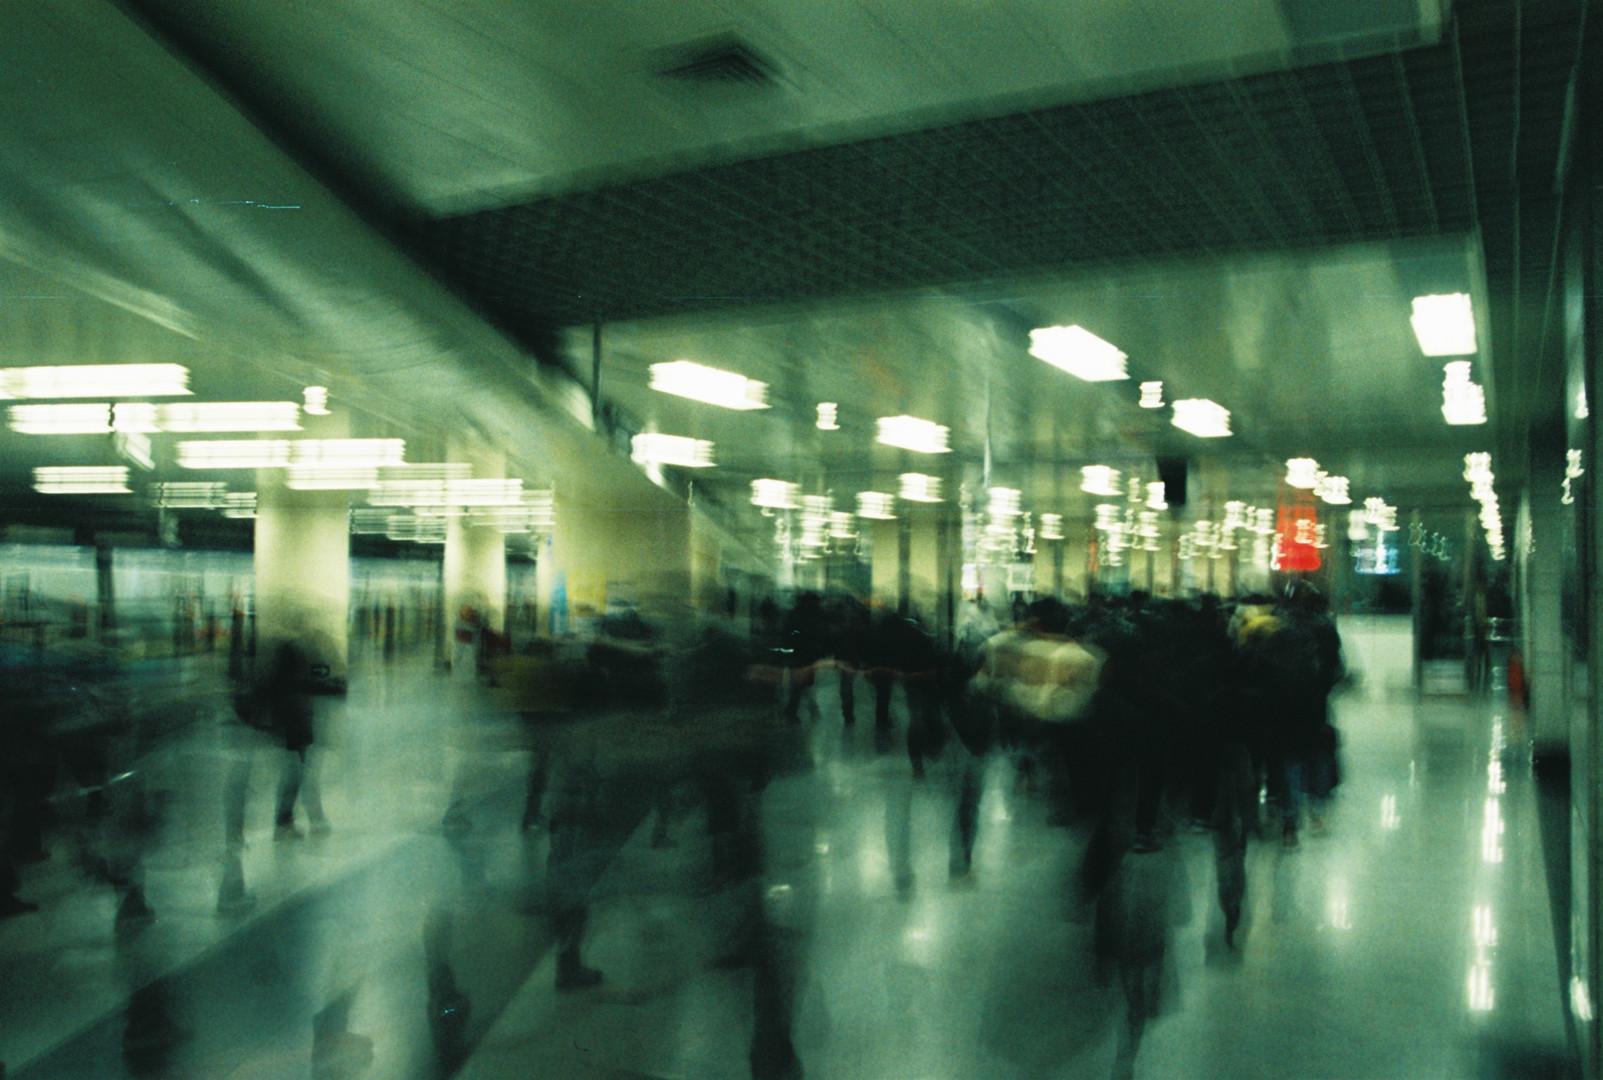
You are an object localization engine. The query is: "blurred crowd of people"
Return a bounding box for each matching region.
[473,582,1346,1078]
[1,578,1345,1079]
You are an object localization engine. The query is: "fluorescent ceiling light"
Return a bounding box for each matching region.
[384,515,447,544]
[12,401,303,434]
[0,363,191,400]
[899,473,942,503]
[876,415,950,454]
[857,492,897,520]
[1080,465,1122,497]
[177,439,293,469]
[1410,293,1477,356]
[631,433,714,468]
[466,510,536,535]
[1139,381,1164,408]
[828,512,856,539]
[1146,482,1168,510]
[1028,325,1129,382]
[368,478,525,507]
[1285,458,1321,488]
[1039,513,1065,540]
[153,481,229,508]
[1363,497,1399,532]
[648,360,769,410]
[9,403,112,434]
[291,439,405,467]
[987,487,1022,517]
[34,466,131,495]
[1441,361,1487,425]
[175,438,404,470]
[378,463,473,482]
[287,466,380,490]
[1317,475,1352,505]
[303,386,330,415]
[816,403,839,430]
[1171,398,1231,438]
[1464,452,1493,484]
[350,508,394,535]
[751,479,799,510]
[142,402,302,433]
[219,492,257,519]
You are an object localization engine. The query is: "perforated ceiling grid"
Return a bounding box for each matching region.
[410,43,1476,332]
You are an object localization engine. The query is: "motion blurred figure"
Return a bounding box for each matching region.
[262,630,330,839]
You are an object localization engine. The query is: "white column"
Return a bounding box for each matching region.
[254,486,350,678]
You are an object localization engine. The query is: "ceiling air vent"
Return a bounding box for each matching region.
[655,36,780,88]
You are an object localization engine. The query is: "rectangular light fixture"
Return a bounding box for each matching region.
[876,415,950,454]
[1411,293,1477,356]
[857,492,897,519]
[142,402,302,432]
[9,403,112,434]
[751,479,799,509]
[1285,458,1321,488]
[1080,465,1122,497]
[1171,399,1231,438]
[368,478,526,507]
[287,466,381,490]
[177,439,294,469]
[1146,482,1167,510]
[631,433,714,468]
[466,503,550,534]
[1139,381,1164,408]
[1028,325,1129,382]
[1039,513,1065,540]
[377,463,473,482]
[291,439,406,467]
[987,487,1022,517]
[899,473,942,503]
[175,438,404,470]
[384,514,447,544]
[154,481,229,508]
[0,363,191,400]
[350,508,394,534]
[816,403,840,430]
[648,360,769,410]
[11,401,303,434]
[1317,475,1352,505]
[1441,361,1487,425]
[34,465,131,495]
[220,492,258,519]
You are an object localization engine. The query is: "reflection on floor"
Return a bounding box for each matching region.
[0,653,1574,1079]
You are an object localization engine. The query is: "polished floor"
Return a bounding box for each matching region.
[0,633,1574,1079]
